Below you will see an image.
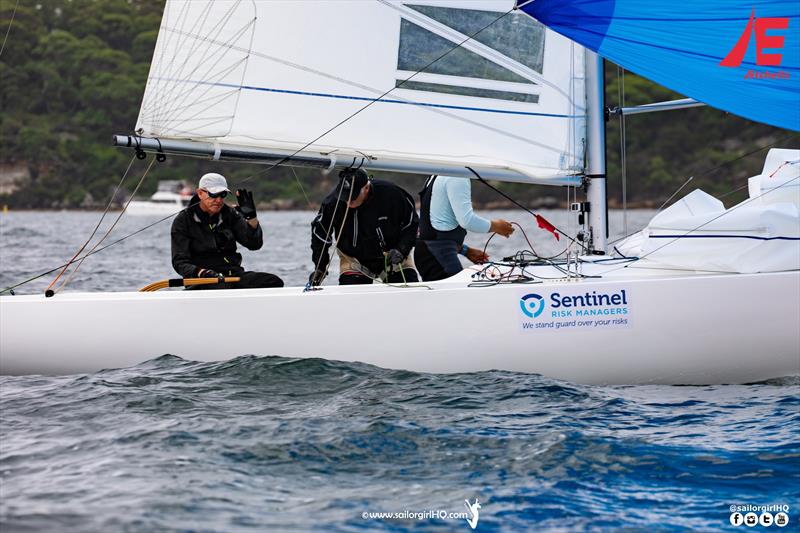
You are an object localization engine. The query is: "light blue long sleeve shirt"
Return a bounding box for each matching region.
[430,176,491,234]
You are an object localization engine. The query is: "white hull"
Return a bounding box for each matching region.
[125,200,185,216]
[2,265,798,384]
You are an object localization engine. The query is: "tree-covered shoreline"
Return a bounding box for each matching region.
[1,0,796,211]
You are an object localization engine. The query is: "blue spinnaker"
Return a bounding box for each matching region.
[518,0,800,131]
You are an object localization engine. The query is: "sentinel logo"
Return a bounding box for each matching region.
[520,288,632,331]
[520,293,545,318]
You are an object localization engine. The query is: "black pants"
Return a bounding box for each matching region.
[187,271,284,290]
[339,268,419,285]
[414,240,462,282]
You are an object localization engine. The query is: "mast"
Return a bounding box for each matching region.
[585,51,607,255]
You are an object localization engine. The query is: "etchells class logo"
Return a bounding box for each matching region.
[720,8,791,80]
[519,293,545,318]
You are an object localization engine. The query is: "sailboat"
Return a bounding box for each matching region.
[1,0,798,384]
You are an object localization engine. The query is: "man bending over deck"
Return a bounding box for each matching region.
[309,168,419,286]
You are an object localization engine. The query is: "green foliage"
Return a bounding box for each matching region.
[0,1,796,209]
[604,65,797,208]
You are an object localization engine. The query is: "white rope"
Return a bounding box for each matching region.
[311,180,355,284]
[290,167,313,210]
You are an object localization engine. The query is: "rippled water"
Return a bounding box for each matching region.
[1,211,798,531]
[1,357,798,532]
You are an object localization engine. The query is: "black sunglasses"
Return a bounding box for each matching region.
[203,189,228,199]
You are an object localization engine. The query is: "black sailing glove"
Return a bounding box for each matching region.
[387,249,404,266]
[236,188,257,220]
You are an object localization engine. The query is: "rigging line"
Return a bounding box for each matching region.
[612,263,758,275]
[0,0,19,57]
[565,184,571,247]
[602,174,695,247]
[1,204,179,295]
[44,154,138,295]
[466,166,579,247]
[619,66,628,236]
[311,179,353,285]
[607,173,696,248]
[597,174,800,277]
[691,133,798,179]
[654,176,694,213]
[290,167,313,210]
[716,182,751,200]
[55,158,157,294]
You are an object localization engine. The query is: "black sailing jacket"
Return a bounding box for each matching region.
[311,180,418,274]
[171,195,263,278]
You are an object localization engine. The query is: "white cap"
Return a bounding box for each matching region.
[198,173,230,194]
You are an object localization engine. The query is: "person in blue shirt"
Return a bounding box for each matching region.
[414,175,513,281]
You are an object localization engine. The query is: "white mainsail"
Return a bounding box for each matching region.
[136,0,587,183]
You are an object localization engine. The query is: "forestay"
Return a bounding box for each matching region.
[518,0,800,131]
[136,0,587,182]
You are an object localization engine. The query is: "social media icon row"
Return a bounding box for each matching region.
[730,511,789,527]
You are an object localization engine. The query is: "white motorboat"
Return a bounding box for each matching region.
[126,180,191,216]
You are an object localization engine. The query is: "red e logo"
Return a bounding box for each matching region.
[720,9,789,67]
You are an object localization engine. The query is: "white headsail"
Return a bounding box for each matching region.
[136,0,587,183]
